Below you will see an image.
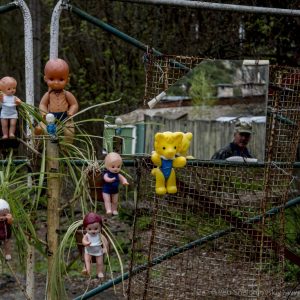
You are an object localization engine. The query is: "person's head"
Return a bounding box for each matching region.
[83,212,102,236]
[0,77,17,96]
[0,198,10,217]
[104,152,123,174]
[233,121,252,149]
[44,58,69,91]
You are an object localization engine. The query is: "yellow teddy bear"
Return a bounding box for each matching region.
[151,131,187,195]
[176,132,194,159]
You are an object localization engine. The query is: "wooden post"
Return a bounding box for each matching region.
[26,243,35,300]
[46,139,60,299]
[26,174,35,300]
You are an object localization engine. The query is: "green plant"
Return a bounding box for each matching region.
[36,100,128,298]
[0,151,46,266]
[136,216,152,231]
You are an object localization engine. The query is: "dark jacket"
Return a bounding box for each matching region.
[211,142,253,160]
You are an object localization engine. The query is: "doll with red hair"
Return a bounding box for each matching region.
[82,212,108,278]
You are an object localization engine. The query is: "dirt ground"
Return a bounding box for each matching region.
[0,266,126,300]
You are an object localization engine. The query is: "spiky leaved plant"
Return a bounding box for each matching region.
[38,100,126,298]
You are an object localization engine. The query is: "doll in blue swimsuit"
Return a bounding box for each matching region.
[102,152,129,216]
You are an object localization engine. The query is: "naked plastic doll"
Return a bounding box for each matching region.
[0,76,22,139]
[37,58,79,143]
[0,199,13,260]
[81,212,108,279]
[102,152,129,216]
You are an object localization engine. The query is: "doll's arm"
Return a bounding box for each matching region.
[103,173,116,183]
[15,97,22,105]
[101,234,109,254]
[65,91,79,116]
[173,156,187,168]
[6,213,13,225]
[118,174,129,186]
[151,151,162,167]
[82,234,91,246]
[39,93,50,117]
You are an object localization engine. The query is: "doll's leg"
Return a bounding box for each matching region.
[1,119,9,138]
[96,255,104,278]
[34,121,46,135]
[9,118,17,138]
[111,193,119,215]
[4,239,11,260]
[83,253,92,276]
[166,169,177,194]
[155,169,167,195]
[102,193,112,215]
[64,119,75,144]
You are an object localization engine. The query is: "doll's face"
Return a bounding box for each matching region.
[106,158,122,174]
[0,208,9,220]
[1,79,17,96]
[44,67,69,91]
[86,222,101,236]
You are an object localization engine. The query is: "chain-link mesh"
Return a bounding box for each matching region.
[126,56,300,299]
[143,54,204,105]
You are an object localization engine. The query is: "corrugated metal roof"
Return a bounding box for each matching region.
[119,103,266,124]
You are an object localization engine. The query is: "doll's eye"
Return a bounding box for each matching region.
[163,147,166,150]
[112,165,115,168]
[60,78,64,81]
[117,165,121,168]
[174,146,176,149]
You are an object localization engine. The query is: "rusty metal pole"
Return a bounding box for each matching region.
[46,139,60,299]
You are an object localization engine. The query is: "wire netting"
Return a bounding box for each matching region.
[127,55,300,299]
[143,54,204,105]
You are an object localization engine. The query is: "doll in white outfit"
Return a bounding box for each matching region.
[82,212,108,279]
[0,77,22,139]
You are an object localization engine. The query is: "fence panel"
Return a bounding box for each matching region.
[144,117,266,161]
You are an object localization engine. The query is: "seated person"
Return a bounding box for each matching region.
[211,121,253,160]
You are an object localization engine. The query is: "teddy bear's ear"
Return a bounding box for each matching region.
[173,132,183,143]
[155,132,165,143]
[185,132,193,141]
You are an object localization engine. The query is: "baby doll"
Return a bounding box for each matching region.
[37,58,79,143]
[0,199,13,260]
[102,152,129,216]
[0,76,22,139]
[82,212,108,279]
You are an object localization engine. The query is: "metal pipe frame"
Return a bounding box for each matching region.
[49,0,64,59]
[0,2,34,134]
[0,2,18,14]
[113,0,300,17]
[14,0,34,108]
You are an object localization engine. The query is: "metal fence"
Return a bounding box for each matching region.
[125,56,300,299]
